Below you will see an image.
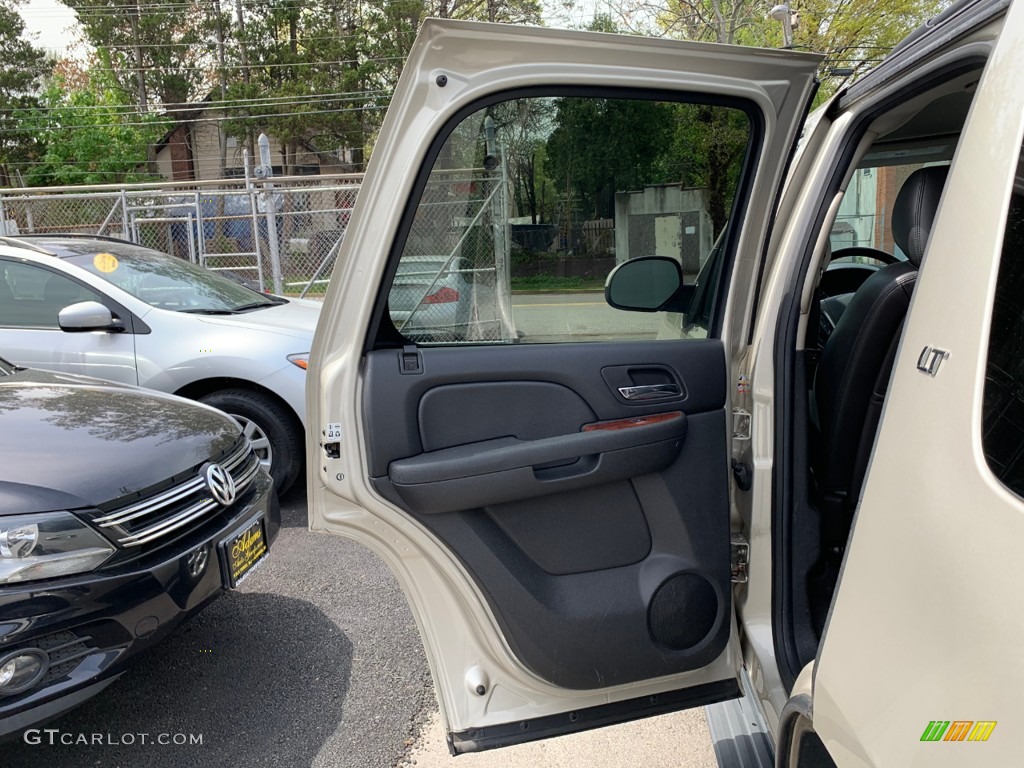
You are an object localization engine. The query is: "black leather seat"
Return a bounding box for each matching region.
[812,166,949,517]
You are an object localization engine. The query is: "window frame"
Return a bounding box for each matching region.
[364,85,766,352]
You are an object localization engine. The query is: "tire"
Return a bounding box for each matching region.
[198,389,303,494]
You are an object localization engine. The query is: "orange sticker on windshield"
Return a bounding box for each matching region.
[93,252,119,273]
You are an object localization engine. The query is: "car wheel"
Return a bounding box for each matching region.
[198,389,302,494]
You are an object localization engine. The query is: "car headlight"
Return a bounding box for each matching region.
[0,512,114,585]
[287,353,309,370]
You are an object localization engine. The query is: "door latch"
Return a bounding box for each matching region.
[322,422,342,459]
[731,535,749,584]
[732,408,751,440]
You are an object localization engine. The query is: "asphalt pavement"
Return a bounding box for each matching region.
[6,487,433,768]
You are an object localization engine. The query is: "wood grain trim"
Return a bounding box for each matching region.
[580,411,683,432]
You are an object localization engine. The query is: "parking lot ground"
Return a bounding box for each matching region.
[5,487,431,768]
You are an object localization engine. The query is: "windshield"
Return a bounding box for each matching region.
[63,241,283,313]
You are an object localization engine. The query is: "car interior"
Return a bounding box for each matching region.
[777,65,985,679]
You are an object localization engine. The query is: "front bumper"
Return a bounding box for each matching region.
[0,470,279,739]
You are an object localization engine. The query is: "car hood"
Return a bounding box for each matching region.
[196,297,321,341]
[0,368,239,513]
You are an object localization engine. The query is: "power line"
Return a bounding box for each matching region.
[3,57,408,75]
[0,102,390,135]
[17,90,392,113]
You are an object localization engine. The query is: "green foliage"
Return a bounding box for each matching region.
[220,0,543,167]
[657,103,751,234]
[511,274,602,291]
[22,69,167,186]
[796,0,949,98]
[62,0,214,106]
[546,97,676,219]
[653,0,950,97]
[0,0,49,185]
[542,95,747,234]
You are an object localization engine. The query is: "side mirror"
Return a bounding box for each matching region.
[58,301,122,333]
[605,256,694,313]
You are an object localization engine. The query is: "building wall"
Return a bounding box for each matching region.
[153,111,338,181]
[614,185,713,277]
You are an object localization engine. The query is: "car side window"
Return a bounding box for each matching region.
[0,260,102,329]
[386,94,752,344]
[981,141,1024,498]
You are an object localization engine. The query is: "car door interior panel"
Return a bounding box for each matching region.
[364,340,731,690]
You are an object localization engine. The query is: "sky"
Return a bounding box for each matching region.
[20,0,79,54]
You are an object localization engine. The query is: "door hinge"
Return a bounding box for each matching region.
[732,408,751,440]
[731,534,749,584]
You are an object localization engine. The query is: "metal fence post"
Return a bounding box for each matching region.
[120,190,130,240]
[262,183,283,294]
[257,134,284,294]
[242,150,267,292]
[14,171,35,232]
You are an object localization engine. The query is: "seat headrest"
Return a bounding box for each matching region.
[892,165,949,267]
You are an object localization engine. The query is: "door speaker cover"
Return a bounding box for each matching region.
[648,572,719,650]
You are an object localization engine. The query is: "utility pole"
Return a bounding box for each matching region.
[127,1,148,111]
[234,0,253,157]
[214,0,228,177]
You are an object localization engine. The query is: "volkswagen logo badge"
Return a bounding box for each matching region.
[205,463,237,506]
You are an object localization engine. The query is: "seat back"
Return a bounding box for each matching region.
[813,166,949,506]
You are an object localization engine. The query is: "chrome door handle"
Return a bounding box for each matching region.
[617,384,681,401]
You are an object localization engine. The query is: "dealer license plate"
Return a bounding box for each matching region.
[222,517,268,588]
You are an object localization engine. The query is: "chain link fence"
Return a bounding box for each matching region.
[391,167,514,342]
[0,166,517,342]
[0,174,362,296]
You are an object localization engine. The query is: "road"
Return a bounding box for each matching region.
[509,291,668,342]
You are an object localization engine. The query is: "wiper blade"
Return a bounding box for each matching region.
[231,299,286,312]
[178,308,236,315]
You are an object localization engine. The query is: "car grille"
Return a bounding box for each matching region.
[36,631,96,689]
[93,440,260,548]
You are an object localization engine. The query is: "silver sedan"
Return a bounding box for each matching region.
[0,235,317,493]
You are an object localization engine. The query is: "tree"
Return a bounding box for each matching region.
[612,0,950,94]
[220,0,544,173]
[60,0,215,108]
[22,63,167,186]
[546,96,676,219]
[0,0,50,187]
[221,0,374,173]
[792,0,949,92]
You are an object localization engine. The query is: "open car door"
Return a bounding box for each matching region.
[309,19,819,753]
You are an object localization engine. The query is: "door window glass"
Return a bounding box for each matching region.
[0,261,101,329]
[982,140,1024,498]
[387,95,752,344]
